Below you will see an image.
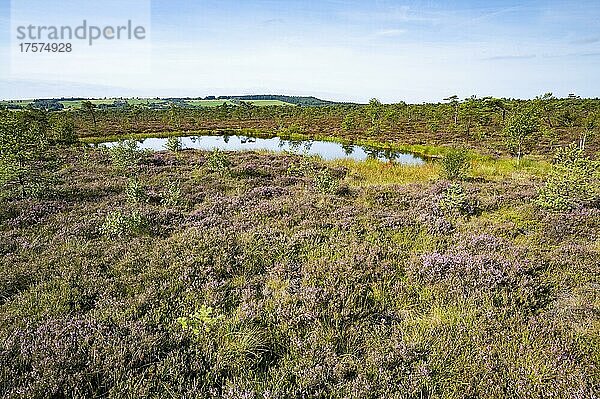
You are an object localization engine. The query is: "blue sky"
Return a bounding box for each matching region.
[1,0,600,102]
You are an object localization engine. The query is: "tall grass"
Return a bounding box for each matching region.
[332,158,439,185]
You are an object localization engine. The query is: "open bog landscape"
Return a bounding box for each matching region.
[3,0,600,397]
[0,96,599,398]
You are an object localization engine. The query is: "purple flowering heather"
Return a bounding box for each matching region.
[0,147,597,398]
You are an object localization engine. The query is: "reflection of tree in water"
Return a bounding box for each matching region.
[383,149,399,162]
[240,136,256,145]
[286,139,304,152]
[281,139,313,155]
[302,141,313,154]
[341,143,355,156]
[363,147,383,160]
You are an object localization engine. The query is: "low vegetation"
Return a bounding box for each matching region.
[6,94,598,157]
[0,103,598,398]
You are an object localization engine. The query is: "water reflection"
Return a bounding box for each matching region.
[342,143,355,156]
[101,134,426,164]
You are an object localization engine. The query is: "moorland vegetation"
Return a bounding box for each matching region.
[0,95,599,398]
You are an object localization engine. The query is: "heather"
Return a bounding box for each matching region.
[0,144,598,398]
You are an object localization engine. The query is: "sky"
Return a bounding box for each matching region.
[1,0,600,103]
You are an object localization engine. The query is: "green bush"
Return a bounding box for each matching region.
[441,148,470,180]
[108,140,146,173]
[177,305,222,334]
[439,183,476,215]
[48,113,77,144]
[314,168,339,194]
[178,309,274,376]
[503,108,541,164]
[286,157,314,177]
[161,180,183,207]
[100,210,146,238]
[125,176,146,204]
[536,144,600,211]
[279,124,305,135]
[165,136,182,153]
[206,149,231,175]
[341,112,360,133]
[0,111,57,198]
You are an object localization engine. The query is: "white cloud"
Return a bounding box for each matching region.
[482,54,536,61]
[374,29,406,37]
[339,6,438,24]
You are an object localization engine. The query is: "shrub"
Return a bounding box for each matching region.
[177,305,222,334]
[536,144,600,211]
[286,157,314,177]
[125,176,146,204]
[503,108,540,165]
[206,149,231,175]
[341,113,360,133]
[439,183,476,215]
[366,98,383,134]
[100,210,146,238]
[279,124,305,135]
[313,168,339,194]
[440,148,470,180]
[48,113,77,144]
[0,111,57,198]
[161,180,183,207]
[108,140,146,173]
[165,136,182,153]
[177,311,274,377]
[554,142,589,165]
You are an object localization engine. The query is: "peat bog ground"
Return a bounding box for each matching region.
[0,143,598,398]
[0,100,599,398]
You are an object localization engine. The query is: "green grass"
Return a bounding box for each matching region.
[70,99,298,108]
[471,155,552,180]
[61,99,169,108]
[79,129,272,144]
[185,100,236,107]
[0,99,34,107]
[2,98,296,109]
[186,100,295,107]
[0,145,598,397]
[242,100,295,106]
[332,158,440,185]
[59,99,117,108]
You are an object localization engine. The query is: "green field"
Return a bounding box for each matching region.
[0,99,33,107]
[241,100,296,106]
[184,100,236,107]
[1,98,296,109]
[59,99,120,109]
